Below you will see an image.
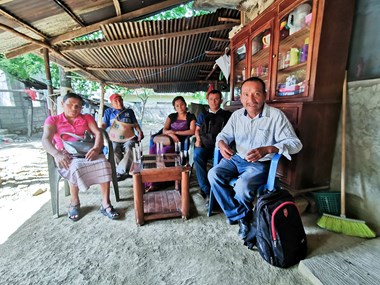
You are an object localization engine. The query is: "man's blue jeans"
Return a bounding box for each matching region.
[193,147,214,196]
[207,154,269,222]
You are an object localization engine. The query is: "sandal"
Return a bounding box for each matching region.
[68,204,80,222]
[100,205,120,220]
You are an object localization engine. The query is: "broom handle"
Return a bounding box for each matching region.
[341,71,347,217]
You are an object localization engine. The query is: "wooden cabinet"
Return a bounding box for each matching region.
[228,0,355,193]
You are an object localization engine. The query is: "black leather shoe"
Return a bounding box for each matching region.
[238,218,251,240]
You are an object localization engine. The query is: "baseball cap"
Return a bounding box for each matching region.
[109,93,122,102]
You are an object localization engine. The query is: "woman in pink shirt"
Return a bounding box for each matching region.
[42,93,119,221]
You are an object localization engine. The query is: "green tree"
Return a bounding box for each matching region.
[0,53,59,87]
[146,2,210,20]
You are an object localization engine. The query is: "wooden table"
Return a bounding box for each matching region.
[130,154,190,226]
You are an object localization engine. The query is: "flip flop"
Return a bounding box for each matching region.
[68,204,80,221]
[100,205,120,220]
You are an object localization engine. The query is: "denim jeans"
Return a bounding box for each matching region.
[207,154,269,222]
[193,147,214,196]
[112,138,138,175]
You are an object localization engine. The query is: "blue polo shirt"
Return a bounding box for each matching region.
[102,107,138,129]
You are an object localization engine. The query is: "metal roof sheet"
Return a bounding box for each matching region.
[0,0,239,93]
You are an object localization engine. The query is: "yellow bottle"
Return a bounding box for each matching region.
[289,48,299,66]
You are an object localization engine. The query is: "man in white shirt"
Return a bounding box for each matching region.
[208,77,302,240]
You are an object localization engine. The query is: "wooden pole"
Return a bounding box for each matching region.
[97,82,105,127]
[43,48,55,115]
[27,98,33,137]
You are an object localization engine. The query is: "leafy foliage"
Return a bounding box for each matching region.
[0,53,60,88]
[74,30,104,41]
[146,2,210,20]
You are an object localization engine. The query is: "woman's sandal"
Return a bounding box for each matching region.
[68,204,80,222]
[100,205,120,220]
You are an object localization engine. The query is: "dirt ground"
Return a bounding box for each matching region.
[0,123,161,244]
[0,123,369,285]
[0,133,51,244]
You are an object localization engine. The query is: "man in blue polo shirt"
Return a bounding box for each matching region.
[102,93,144,180]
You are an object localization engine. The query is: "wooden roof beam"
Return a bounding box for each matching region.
[0,23,100,82]
[218,17,240,24]
[0,8,47,40]
[51,0,187,45]
[206,64,219,80]
[64,61,215,72]
[108,80,219,88]
[205,51,224,56]
[209,37,230,42]
[59,23,236,52]
[113,0,122,16]
[5,0,187,58]
[53,0,85,27]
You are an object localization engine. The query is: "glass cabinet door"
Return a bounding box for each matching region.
[232,43,247,101]
[275,1,313,98]
[250,26,272,96]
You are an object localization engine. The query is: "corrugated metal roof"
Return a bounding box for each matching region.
[0,0,239,93]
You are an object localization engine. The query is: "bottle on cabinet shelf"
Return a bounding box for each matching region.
[290,48,299,66]
[300,37,309,63]
[284,51,290,68]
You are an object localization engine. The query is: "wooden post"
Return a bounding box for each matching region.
[27,98,33,137]
[97,82,105,127]
[43,48,55,115]
[133,174,144,225]
[181,170,190,220]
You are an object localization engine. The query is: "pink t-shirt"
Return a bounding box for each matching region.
[44,113,95,150]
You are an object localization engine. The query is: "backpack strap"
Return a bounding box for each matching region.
[266,153,282,191]
[257,153,282,196]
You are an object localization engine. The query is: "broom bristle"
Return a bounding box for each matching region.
[317,213,376,238]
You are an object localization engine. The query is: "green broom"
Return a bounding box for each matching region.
[317,71,376,238]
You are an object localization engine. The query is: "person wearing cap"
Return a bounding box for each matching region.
[102,93,144,180]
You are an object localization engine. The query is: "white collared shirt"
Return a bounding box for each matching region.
[215,104,302,160]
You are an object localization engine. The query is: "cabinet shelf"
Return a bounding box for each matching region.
[279,26,310,51]
[251,46,270,63]
[229,0,355,192]
[278,62,307,74]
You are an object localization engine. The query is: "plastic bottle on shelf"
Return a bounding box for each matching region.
[284,51,290,68]
[278,53,284,69]
[300,37,309,63]
[290,48,299,66]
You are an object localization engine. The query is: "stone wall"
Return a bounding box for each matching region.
[330,78,380,233]
[0,105,47,134]
[0,76,47,134]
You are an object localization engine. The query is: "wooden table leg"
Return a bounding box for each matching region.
[133,174,144,225]
[181,170,190,220]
